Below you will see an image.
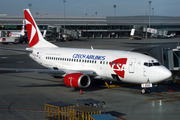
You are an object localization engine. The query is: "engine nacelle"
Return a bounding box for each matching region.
[64,73,91,88]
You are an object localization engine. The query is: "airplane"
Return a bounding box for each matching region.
[8,20,25,37]
[0,9,172,94]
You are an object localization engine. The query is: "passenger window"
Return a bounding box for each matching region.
[79,59,81,62]
[100,61,102,64]
[92,60,94,63]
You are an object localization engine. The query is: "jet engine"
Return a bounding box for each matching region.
[64,73,91,88]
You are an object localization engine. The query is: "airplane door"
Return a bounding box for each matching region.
[81,59,85,66]
[129,58,136,73]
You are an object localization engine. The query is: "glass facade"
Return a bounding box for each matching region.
[150,25,180,30]
[63,25,133,31]
[1,24,180,31]
[0,25,48,30]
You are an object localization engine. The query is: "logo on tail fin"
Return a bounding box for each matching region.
[24,10,39,47]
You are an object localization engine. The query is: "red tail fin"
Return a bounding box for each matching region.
[24,9,57,48]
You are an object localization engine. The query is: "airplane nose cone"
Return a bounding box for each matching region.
[159,67,172,80]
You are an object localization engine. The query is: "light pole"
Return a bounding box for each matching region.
[149,1,152,28]
[28,3,32,11]
[113,5,116,16]
[152,8,154,16]
[95,12,97,17]
[63,0,66,33]
[85,13,87,31]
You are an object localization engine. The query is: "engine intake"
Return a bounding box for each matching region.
[64,73,91,88]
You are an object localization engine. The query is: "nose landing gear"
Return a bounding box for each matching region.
[141,88,151,94]
[141,79,152,94]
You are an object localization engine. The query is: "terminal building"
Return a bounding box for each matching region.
[1,13,180,38]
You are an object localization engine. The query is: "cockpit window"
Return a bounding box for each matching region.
[144,62,161,67]
[153,62,161,66]
[144,62,149,67]
[149,63,153,67]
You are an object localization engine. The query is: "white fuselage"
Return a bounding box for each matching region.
[28,47,171,84]
[9,32,25,37]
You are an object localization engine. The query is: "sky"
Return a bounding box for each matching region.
[0,0,180,16]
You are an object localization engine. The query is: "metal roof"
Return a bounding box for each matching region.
[0,14,180,26]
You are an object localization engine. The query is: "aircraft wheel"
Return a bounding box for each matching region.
[141,89,146,94]
[141,88,151,94]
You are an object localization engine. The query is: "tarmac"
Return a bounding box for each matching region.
[0,37,180,120]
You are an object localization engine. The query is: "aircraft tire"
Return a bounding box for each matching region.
[141,88,151,94]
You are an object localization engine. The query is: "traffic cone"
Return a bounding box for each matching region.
[80,89,83,95]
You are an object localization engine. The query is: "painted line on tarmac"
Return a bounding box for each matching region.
[0,108,45,112]
[155,99,179,103]
[0,57,8,59]
[111,114,127,120]
[145,98,168,101]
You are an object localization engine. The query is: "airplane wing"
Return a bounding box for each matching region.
[0,47,98,77]
[0,47,32,52]
[0,68,98,77]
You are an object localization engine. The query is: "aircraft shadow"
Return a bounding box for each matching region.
[100,80,180,94]
[4,73,180,93]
